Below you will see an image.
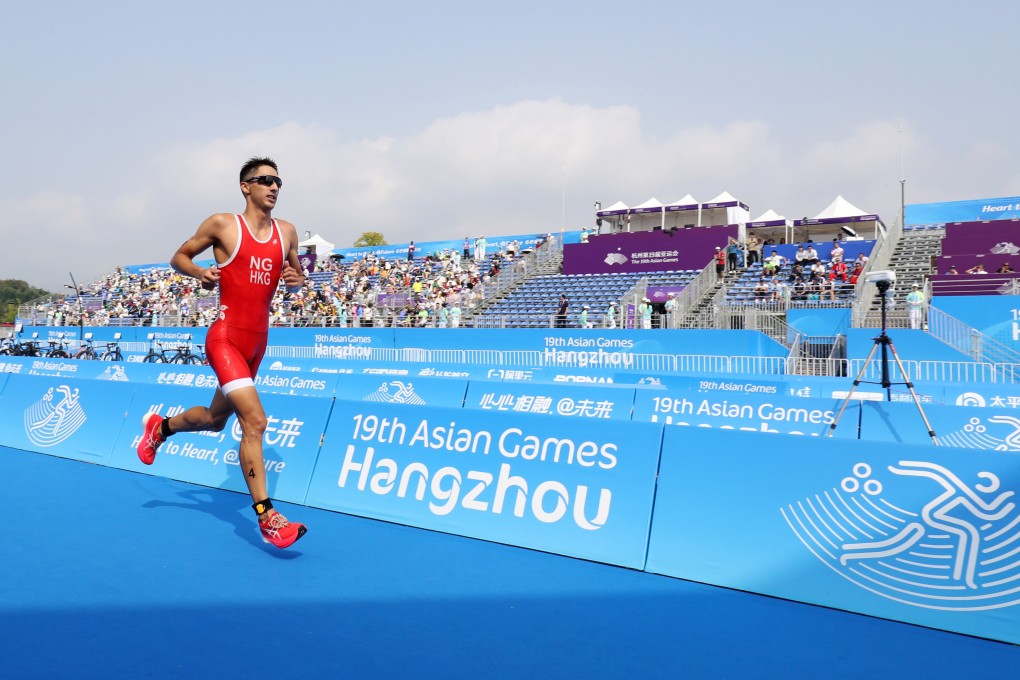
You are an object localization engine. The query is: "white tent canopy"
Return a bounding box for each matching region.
[748,209,790,225]
[813,195,868,220]
[299,233,335,254]
[793,195,883,241]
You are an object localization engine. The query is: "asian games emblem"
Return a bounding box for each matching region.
[24,385,88,447]
[363,380,426,405]
[782,460,1020,610]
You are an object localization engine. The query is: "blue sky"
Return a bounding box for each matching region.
[3,1,1018,291]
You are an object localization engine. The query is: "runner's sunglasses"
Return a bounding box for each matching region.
[243,175,283,188]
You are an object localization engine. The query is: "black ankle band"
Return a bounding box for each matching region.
[160,418,173,439]
[252,499,274,516]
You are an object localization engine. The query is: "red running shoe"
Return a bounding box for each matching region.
[259,511,308,549]
[137,412,165,465]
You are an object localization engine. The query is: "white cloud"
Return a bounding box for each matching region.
[2,99,1011,292]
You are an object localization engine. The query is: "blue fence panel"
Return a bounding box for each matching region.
[646,426,1020,644]
[108,384,330,504]
[305,403,663,569]
[860,402,1020,451]
[0,374,132,465]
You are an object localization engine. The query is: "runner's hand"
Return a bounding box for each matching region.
[200,266,220,290]
[282,263,305,291]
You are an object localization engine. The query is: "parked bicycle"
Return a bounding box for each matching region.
[100,332,124,362]
[41,333,71,358]
[73,333,99,360]
[143,334,203,364]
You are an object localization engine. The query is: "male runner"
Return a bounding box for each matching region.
[137,157,308,549]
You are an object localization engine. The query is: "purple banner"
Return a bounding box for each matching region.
[563,225,738,275]
[943,219,1020,257]
[298,252,318,274]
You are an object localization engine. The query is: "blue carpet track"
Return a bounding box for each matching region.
[1,446,1017,679]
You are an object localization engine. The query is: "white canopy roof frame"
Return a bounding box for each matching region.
[594,192,750,233]
[298,233,336,254]
[746,209,794,243]
[793,195,884,241]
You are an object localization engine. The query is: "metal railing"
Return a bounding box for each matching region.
[851,220,900,327]
[926,305,1020,365]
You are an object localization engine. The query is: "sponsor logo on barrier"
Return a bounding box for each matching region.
[940,416,1020,450]
[0,361,24,374]
[487,368,535,382]
[478,392,615,418]
[97,365,129,382]
[24,385,87,447]
[418,368,470,378]
[268,361,301,372]
[364,381,426,405]
[604,253,628,266]
[956,392,987,408]
[155,371,218,388]
[782,461,1020,610]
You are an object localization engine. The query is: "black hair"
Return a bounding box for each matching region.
[240,156,279,182]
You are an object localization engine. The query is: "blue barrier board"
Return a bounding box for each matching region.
[305,403,663,568]
[0,374,131,464]
[109,383,330,504]
[646,426,1020,644]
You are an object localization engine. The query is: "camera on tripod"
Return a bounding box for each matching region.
[865,270,896,294]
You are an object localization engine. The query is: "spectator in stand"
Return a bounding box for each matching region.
[407,241,416,261]
[794,245,808,265]
[829,239,845,263]
[579,305,591,328]
[805,242,819,263]
[830,260,848,284]
[726,238,740,270]
[997,262,1014,273]
[966,264,988,275]
[555,294,569,328]
[580,228,589,244]
[639,298,652,329]
[906,284,926,329]
[946,265,959,275]
[605,301,618,329]
[745,234,760,265]
[462,237,471,260]
[714,246,726,280]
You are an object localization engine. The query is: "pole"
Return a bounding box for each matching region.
[899,122,906,230]
[68,272,84,335]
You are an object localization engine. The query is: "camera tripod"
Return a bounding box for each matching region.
[826,281,939,444]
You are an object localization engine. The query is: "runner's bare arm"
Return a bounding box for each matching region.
[278,220,306,293]
[171,213,233,286]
